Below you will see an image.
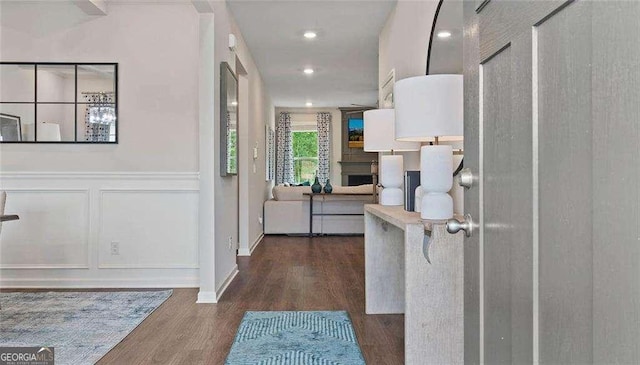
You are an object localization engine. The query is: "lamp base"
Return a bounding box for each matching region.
[421,192,453,220]
[380,187,404,206]
[414,185,423,213]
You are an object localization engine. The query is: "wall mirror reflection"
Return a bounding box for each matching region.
[0,62,118,143]
[220,62,238,176]
[427,0,462,75]
[426,0,464,171]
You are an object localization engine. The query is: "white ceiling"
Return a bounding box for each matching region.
[228,0,396,108]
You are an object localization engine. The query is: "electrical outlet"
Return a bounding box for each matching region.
[258,216,263,225]
[228,236,233,251]
[110,241,120,255]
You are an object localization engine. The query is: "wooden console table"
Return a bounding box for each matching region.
[364,204,463,364]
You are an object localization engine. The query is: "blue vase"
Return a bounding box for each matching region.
[323,179,333,194]
[311,176,322,193]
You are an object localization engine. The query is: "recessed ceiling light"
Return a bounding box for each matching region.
[303,31,317,39]
[437,31,452,38]
[306,102,313,107]
[303,68,314,75]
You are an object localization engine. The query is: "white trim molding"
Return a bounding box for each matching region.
[0,275,199,289]
[0,171,200,289]
[215,265,239,302]
[238,234,264,256]
[0,171,199,181]
[197,290,218,304]
[195,270,242,304]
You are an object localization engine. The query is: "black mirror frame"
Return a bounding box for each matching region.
[0,62,118,144]
[425,0,445,76]
[220,62,238,177]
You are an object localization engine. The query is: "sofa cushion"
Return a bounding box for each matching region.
[332,184,374,194]
[272,185,312,201]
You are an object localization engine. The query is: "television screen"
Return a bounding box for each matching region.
[348,118,364,148]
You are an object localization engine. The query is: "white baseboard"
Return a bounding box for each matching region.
[196,290,218,304]
[215,265,239,301]
[238,234,264,256]
[197,264,238,303]
[0,276,199,289]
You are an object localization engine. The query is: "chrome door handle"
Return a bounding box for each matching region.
[457,168,475,189]
[446,213,474,237]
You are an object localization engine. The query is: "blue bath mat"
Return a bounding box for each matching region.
[0,290,172,365]
[226,311,366,365]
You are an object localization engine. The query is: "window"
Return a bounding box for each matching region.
[292,130,318,184]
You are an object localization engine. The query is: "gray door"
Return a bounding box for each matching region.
[461,1,640,363]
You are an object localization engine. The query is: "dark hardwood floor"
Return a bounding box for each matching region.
[98,235,404,364]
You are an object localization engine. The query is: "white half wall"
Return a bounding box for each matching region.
[0,172,199,288]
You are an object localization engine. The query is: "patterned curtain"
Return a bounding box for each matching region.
[267,127,276,180]
[316,112,331,184]
[276,112,294,184]
[83,92,114,142]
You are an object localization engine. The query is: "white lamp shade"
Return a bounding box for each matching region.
[394,74,463,142]
[38,122,61,141]
[364,109,420,152]
[420,145,453,192]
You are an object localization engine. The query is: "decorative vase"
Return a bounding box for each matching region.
[323,179,333,194]
[311,176,322,193]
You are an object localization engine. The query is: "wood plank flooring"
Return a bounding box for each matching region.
[98,235,404,364]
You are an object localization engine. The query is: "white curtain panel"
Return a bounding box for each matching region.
[276,112,294,184]
[316,112,331,184]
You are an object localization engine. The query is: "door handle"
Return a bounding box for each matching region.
[457,168,475,189]
[446,213,475,237]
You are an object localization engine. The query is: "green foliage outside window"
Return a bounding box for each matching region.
[293,131,318,184]
[227,130,237,174]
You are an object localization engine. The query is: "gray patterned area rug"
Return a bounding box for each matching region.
[226,311,366,365]
[0,290,172,365]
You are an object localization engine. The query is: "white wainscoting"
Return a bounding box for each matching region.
[0,172,199,288]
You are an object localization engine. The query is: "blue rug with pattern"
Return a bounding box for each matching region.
[226,311,366,365]
[0,290,172,365]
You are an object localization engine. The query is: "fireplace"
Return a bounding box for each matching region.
[348,175,373,186]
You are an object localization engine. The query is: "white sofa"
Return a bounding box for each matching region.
[264,184,375,235]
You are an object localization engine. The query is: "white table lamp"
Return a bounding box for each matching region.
[364,109,420,206]
[394,75,463,219]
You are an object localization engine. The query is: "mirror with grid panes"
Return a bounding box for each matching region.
[0,62,118,143]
